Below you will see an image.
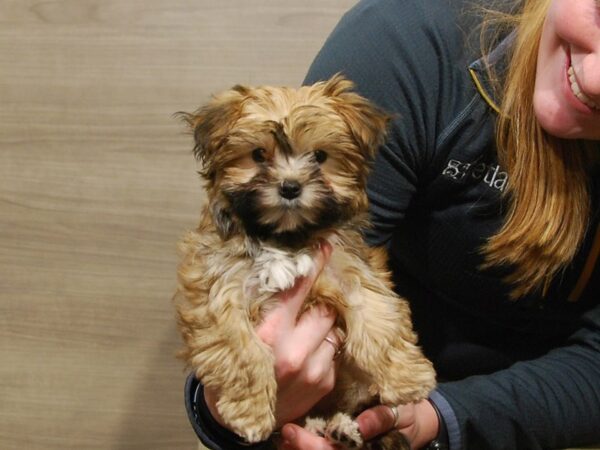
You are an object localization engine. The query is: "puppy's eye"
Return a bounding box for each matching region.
[314,149,328,164]
[251,148,267,163]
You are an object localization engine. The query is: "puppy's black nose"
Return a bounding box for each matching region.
[279,180,302,199]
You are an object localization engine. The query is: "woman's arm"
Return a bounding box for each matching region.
[436,303,600,449]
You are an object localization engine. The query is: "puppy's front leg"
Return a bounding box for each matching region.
[343,286,436,405]
[186,289,278,443]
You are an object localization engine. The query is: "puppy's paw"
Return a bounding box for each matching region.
[218,395,276,443]
[325,412,363,449]
[304,416,326,437]
[294,253,314,278]
[224,413,275,444]
[252,249,315,293]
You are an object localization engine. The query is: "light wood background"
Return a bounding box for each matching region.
[0,1,355,448]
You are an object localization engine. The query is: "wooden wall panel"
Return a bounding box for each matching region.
[0,1,355,448]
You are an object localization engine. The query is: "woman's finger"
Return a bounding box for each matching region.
[305,345,336,396]
[356,404,398,441]
[274,313,338,384]
[300,339,338,388]
[291,304,337,354]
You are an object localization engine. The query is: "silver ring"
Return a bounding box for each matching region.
[324,336,342,358]
[388,405,400,428]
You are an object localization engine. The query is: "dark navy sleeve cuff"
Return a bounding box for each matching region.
[185,373,273,450]
[429,390,462,450]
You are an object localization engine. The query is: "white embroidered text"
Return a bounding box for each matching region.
[442,159,508,192]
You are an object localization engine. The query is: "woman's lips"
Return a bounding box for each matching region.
[563,46,599,113]
[565,46,599,111]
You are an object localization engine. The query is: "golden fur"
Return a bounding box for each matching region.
[175,76,435,448]
[480,0,593,299]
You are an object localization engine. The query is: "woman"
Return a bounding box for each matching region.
[186,0,600,448]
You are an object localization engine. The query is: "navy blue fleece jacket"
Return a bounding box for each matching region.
[303,0,600,448]
[185,1,600,448]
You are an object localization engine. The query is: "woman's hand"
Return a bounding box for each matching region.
[256,240,338,427]
[279,399,440,450]
[205,241,340,429]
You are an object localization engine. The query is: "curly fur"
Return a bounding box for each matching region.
[175,75,436,448]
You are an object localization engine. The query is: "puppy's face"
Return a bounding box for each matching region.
[182,76,388,247]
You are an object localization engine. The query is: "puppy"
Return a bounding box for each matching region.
[175,75,436,449]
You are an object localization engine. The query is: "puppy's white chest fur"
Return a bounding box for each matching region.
[246,245,315,295]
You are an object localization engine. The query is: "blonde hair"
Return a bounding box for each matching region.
[481,0,592,299]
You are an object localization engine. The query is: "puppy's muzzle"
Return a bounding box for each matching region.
[279,179,302,200]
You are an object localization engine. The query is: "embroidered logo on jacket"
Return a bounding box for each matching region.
[442,159,508,192]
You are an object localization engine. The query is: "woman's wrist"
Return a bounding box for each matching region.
[412,399,441,449]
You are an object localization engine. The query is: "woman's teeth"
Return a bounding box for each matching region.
[568,66,599,110]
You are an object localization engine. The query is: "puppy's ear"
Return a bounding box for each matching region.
[323,74,390,159]
[177,85,250,180]
[211,196,237,240]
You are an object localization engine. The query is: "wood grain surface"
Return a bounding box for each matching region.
[0,1,355,448]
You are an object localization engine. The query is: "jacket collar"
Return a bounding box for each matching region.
[468,31,516,114]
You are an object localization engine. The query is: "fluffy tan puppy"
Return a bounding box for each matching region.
[175,75,436,449]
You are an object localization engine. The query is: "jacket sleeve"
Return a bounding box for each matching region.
[185,373,274,450]
[437,303,600,449]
